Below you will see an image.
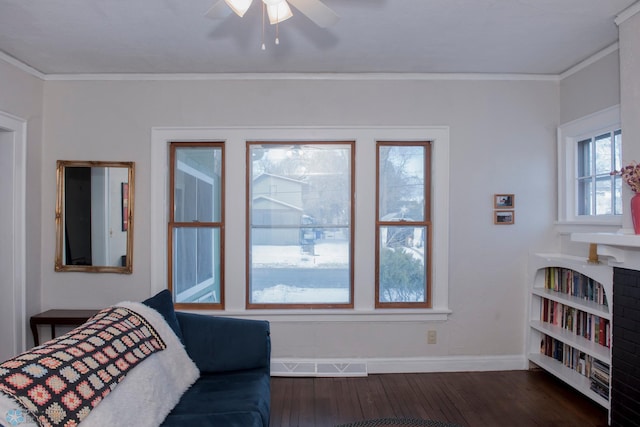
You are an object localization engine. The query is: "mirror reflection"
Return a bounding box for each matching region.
[55,160,135,273]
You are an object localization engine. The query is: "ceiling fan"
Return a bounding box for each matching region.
[205,0,340,28]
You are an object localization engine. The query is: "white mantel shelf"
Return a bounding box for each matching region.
[572,232,640,248]
[571,232,640,266]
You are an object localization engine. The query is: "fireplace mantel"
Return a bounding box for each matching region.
[571,231,640,270]
[569,232,640,425]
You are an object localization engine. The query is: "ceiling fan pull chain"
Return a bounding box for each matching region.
[261,2,266,50]
[275,12,280,44]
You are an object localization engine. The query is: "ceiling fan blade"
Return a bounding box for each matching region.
[287,0,339,28]
[205,0,232,19]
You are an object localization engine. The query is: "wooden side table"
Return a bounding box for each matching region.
[30,309,99,346]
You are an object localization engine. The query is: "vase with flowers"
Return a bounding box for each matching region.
[614,162,640,234]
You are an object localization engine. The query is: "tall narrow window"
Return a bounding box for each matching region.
[247,142,354,309]
[376,142,431,308]
[577,129,622,216]
[169,142,224,308]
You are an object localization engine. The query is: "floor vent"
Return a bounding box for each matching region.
[271,360,368,377]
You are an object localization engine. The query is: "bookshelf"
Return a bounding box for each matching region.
[528,253,613,411]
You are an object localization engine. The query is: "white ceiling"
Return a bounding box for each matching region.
[0,0,636,76]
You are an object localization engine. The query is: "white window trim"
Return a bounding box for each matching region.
[557,105,622,229]
[0,110,27,355]
[151,126,451,322]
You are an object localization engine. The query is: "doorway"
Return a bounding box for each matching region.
[0,111,26,360]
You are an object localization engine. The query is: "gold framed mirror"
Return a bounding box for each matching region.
[55,160,135,273]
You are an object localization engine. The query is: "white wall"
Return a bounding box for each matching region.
[619,6,640,231]
[559,49,621,125]
[557,49,624,256]
[0,128,16,359]
[557,4,640,250]
[0,60,44,349]
[108,167,129,267]
[39,77,559,367]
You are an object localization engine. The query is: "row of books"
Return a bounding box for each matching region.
[544,267,607,305]
[539,334,610,400]
[540,335,596,376]
[541,298,611,347]
[590,359,610,400]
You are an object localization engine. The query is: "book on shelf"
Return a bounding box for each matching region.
[539,298,610,348]
[592,359,609,378]
[590,381,609,399]
[539,332,611,397]
[534,264,611,406]
[544,267,607,306]
[590,358,610,399]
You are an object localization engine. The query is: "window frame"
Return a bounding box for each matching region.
[151,126,450,320]
[375,141,432,309]
[575,130,622,217]
[557,105,622,227]
[245,141,355,310]
[168,141,225,310]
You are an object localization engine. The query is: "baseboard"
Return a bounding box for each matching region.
[367,355,528,374]
[271,355,527,377]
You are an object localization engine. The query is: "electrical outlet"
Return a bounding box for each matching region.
[427,330,437,344]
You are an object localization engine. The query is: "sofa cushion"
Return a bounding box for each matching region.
[161,370,270,427]
[177,312,270,373]
[142,289,184,343]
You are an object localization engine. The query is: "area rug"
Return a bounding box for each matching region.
[336,418,464,427]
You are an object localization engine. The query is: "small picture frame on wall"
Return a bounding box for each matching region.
[494,210,515,225]
[494,194,514,209]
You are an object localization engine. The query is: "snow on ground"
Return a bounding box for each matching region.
[252,240,348,268]
[250,239,424,303]
[252,240,349,303]
[252,284,349,303]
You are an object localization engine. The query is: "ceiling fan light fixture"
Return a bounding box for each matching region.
[265,0,293,24]
[225,0,253,17]
[207,0,338,49]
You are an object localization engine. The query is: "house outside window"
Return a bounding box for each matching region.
[376,142,431,308]
[169,142,224,308]
[247,142,354,309]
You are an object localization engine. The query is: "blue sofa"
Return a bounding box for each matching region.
[161,311,271,427]
[139,290,271,427]
[0,290,271,427]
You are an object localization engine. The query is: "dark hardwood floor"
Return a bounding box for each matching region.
[270,369,609,427]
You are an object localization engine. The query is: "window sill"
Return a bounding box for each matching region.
[177,308,452,322]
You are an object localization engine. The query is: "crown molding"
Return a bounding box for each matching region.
[40,72,558,82]
[559,42,619,80]
[0,50,558,82]
[0,51,45,80]
[0,52,563,82]
[615,1,640,25]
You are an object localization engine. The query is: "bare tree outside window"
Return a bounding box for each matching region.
[376,142,431,308]
[577,130,622,216]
